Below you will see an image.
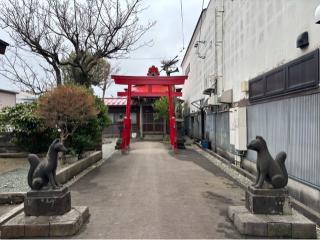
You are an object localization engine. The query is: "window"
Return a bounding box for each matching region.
[249,49,319,101]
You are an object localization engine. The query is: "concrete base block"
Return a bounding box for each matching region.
[228,206,317,238]
[0,206,89,238]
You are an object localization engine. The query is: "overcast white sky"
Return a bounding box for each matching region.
[0,0,210,97]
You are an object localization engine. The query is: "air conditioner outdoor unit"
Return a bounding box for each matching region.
[207,95,221,106]
[241,81,249,92]
[203,75,217,95]
[218,89,233,103]
[207,75,216,87]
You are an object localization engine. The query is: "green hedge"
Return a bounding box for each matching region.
[0,102,58,153]
[0,97,111,155]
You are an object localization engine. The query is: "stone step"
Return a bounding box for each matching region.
[143,134,164,141]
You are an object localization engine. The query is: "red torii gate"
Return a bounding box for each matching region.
[112,68,187,151]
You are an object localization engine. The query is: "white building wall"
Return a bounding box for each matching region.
[182,6,215,113]
[182,0,320,104]
[224,0,320,102]
[0,91,16,110]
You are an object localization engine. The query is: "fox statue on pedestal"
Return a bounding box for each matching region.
[247,136,288,189]
[27,139,67,190]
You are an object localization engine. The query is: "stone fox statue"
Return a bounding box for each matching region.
[247,136,288,189]
[27,139,67,190]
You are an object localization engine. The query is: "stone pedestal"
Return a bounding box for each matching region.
[1,206,89,238]
[1,186,89,238]
[228,206,316,238]
[24,186,71,216]
[228,186,317,238]
[115,119,124,150]
[245,186,292,215]
[176,118,185,149]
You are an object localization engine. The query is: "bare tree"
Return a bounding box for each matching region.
[0,47,55,95]
[160,55,179,76]
[0,0,155,88]
[100,62,120,99]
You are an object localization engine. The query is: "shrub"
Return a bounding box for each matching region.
[0,103,57,153]
[68,97,111,155]
[153,96,169,135]
[153,96,169,120]
[36,85,98,143]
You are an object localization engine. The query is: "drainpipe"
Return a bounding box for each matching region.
[201,108,205,140]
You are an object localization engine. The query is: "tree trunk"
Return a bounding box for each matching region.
[59,132,66,165]
[102,78,107,99]
[53,64,62,86]
[163,118,167,136]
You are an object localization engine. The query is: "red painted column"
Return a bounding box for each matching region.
[127,84,132,148]
[121,84,132,150]
[168,85,177,150]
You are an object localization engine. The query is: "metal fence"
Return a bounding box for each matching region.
[184,114,200,139]
[193,113,202,139]
[247,93,320,188]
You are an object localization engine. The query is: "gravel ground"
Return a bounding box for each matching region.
[0,167,29,192]
[0,139,117,193]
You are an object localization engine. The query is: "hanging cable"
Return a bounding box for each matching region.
[179,0,185,51]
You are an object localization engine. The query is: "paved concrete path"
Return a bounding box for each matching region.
[71,141,245,239]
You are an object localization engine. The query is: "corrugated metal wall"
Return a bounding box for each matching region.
[247,93,320,188]
[184,116,190,136]
[193,114,202,139]
[184,115,193,138]
[205,112,230,153]
[205,113,215,144]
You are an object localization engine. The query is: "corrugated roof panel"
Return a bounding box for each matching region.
[104,98,127,106]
